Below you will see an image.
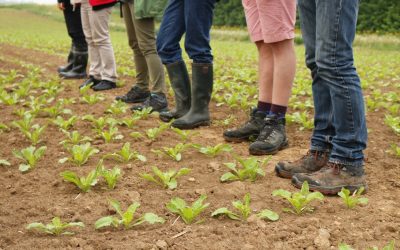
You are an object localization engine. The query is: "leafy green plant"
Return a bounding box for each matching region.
[0,123,10,133]
[220,156,270,182]
[151,143,191,162]
[99,165,122,189]
[81,93,105,105]
[60,168,99,192]
[83,115,118,132]
[13,146,47,172]
[132,107,153,120]
[369,240,396,250]
[0,159,11,167]
[129,131,144,140]
[12,113,34,133]
[171,127,198,142]
[166,195,209,224]
[97,126,123,143]
[212,194,279,222]
[141,166,191,190]
[43,102,72,118]
[27,217,84,236]
[59,143,99,167]
[95,200,164,230]
[105,101,128,115]
[388,143,400,157]
[286,111,314,130]
[384,115,400,135]
[338,243,355,250]
[60,130,92,148]
[16,124,46,145]
[193,143,233,157]
[272,181,324,214]
[146,123,169,141]
[104,142,146,163]
[0,89,19,105]
[53,116,78,131]
[338,187,368,209]
[119,116,140,129]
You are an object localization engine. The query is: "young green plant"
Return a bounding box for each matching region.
[166,195,209,224]
[338,187,368,209]
[27,217,84,236]
[103,142,146,163]
[53,116,78,131]
[272,181,324,215]
[59,143,99,167]
[220,156,270,182]
[151,143,190,162]
[95,199,164,230]
[141,166,191,190]
[13,146,46,172]
[97,126,124,143]
[60,167,99,192]
[193,143,233,158]
[98,164,122,189]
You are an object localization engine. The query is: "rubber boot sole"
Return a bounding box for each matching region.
[291,175,368,195]
[60,73,87,79]
[249,140,289,156]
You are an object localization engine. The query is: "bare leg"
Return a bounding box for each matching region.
[256,41,274,104]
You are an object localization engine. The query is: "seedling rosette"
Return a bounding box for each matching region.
[60,130,92,148]
[338,187,368,209]
[60,168,99,192]
[13,146,47,172]
[59,143,99,167]
[27,217,84,236]
[141,166,191,190]
[103,142,146,163]
[272,181,324,215]
[95,200,164,230]
[193,143,233,158]
[166,195,209,224]
[151,143,191,162]
[98,164,122,189]
[220,156,270,182]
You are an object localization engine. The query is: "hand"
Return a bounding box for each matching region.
[58,2,65,10]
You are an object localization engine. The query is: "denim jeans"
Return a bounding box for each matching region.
[298,0,367,174]
[156,0,217,64]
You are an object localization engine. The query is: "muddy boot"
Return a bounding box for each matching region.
[248,115,288,155]
[59,48,88,79]
[275,150,329,179]
[58,47,74,74]
[159,61,191,122]
[171,63,213,130]
[291,163,368,195]
[223,108,267,142]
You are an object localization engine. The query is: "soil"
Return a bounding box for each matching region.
[0,43,399,250]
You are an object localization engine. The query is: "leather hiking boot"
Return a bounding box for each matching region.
[80,75,101,89]
[116,86,150,103]
[291,163,368,195]
[172,63,213,130]
[275,150,329,179]
[92,80,117,91]
[159,61,191,122]
[249,115,288,155]
[131,93,168,113]
[223,107,266,142]
[58,48,73,73]
[59,49,88,79]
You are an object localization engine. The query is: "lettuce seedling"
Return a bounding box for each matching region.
[44,103,72,118]
[99,166,122,189]
[119,116,140,129]
[0,159,11,167]
[97,126,123,143]
[60,130,92,148]
[59,143,99,167]
[212,194,279,222]
[81,94,105,105]
[389,144,400,158]
[95,200,164,230]
[21,124,46,145]
[286,111,314,131]
[193,143,233,158]
[27,217,84,236]
[141,166,191,190]
[79,83,92,95]
[132,107,153,120]
[129,131,144,140]
[338,187,368,209]
[146,123,169,141]
[104,142,146,163]
[171,127,198,142]
[166,195,209,224]
[0,90,19,105]
[83,115,118,132]
[61,168,99,192]
[220,156,269,182]
[14,146,47,172]
[369,240,396,250]
[53,116,78,131]
[12,113,34,133]
[105,101,128,115]
[338,243,355,250]
[272,181,324,215]
[151,143,190,162]
[384,115,400,135]
[0,123,10,133]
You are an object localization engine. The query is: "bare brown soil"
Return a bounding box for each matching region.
[0,44,399,250]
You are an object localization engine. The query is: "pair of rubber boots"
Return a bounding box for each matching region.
[160,61,213,130]
[58,45,88,79]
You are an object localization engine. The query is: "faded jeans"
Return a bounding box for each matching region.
[298,0,367,174]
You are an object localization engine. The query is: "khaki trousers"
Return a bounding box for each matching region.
[122,2,166,93]
[81,0,117,82]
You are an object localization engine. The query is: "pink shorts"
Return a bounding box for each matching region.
[242,0,296,43]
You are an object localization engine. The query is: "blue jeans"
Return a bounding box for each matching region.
[156,0,216,64]
[298,0,367,174]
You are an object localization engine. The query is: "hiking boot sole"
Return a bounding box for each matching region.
[223,134,258,143]
[274,164,294,179]
[172,120,210,130]
[60,73,87,79]
[249,140,289,156]
[116,97,149,104]
[291,175,368,195]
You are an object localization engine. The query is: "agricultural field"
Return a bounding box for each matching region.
[0,6,399,250]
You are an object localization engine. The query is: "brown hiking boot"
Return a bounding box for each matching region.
[275,150,329,179]
[291,163,368,195]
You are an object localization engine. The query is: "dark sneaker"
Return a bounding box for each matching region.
[92,80,117,91]
[80,75,101,89]
[291,163,368,195]
[115,86,150,103]
[248,115,288,155]
[131,93,168,113]
[275,150,329,179]
[223,108,266,142]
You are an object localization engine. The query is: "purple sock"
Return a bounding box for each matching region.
[270,104,287,119]
[257,101,271,113]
